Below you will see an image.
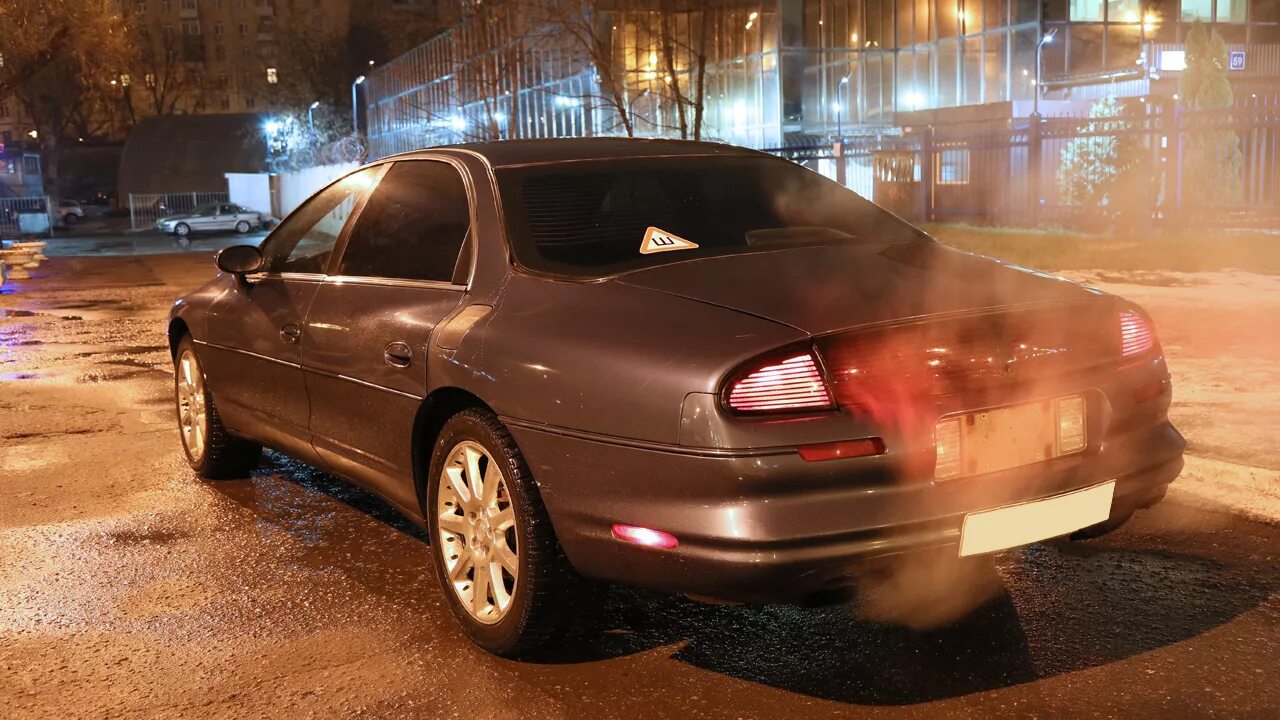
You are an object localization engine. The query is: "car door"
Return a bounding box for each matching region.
[200,166,383,462]
[189,205,216,231]
[302,159,474,513]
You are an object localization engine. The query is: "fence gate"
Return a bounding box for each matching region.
[129,192,230,231]
[0,196,53,238]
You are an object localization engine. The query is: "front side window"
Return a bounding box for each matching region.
[496,156,924,279]
[337,160,471,283]
[261,168,380,274]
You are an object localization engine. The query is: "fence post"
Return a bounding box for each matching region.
[1172,103,1183,223]
[191,192,198,210]
[919,125,935,223]
[835,141,846,187]
[129,194,136,232]
[1028,114,1043,226]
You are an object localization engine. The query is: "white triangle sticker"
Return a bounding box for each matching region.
[640,226,699,255]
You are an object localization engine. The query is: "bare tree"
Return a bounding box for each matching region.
[0,0,127,99]
[5,1,131,195]
[656,0,716,141]
[533,0,642,137]
[127,26,204,119]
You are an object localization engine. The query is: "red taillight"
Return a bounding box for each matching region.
[1120,310,1155,357]
[725,351,834,414]
[611,524,679,549]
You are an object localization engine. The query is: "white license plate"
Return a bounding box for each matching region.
[959,481,1115,557]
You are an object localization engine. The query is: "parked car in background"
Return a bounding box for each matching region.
[156,203,263,236]
[58,200,86,225]
[167,139,1184,658]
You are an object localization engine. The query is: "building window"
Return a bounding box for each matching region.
[241,45,252,58]
[161,0,171,11]
[213,22,223,36]
[1180,0,1211,20]
[936,149,970,184]
[145,72,156,87]
[246,96,255,109]
[218,73,229,88]
[213,0,221,7]
[266,67,278,84]
[1069,0,1103,21]
[181,0,196,9]
[1217,0,1247,22]
[137,0,147,11]
[181,19,200,35]
[220,96,231,110]
[0,103,8,118]
[239,22,248,36]
[215,45,226,60]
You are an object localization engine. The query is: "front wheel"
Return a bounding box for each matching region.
[427,408,600,657]
[234,220,251,234]
[174,336,261,478]
[174,222,190,237]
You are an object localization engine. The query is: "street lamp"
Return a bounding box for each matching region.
[307,100,320,138]
[351,75,366,136]
[1033,28,1058,117]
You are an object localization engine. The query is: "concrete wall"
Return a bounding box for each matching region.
[276,162,358,218]
[223,162,358,221]
[225,173,272,216]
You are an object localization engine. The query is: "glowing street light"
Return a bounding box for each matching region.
[1034,28,1058,117]
[351,75,366,136]
[307,100,320,137]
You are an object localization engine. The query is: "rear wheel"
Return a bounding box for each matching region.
[426,408,600,657]
[234,220,251,233]
[174,336,261,479]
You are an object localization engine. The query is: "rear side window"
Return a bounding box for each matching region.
[337,160,471,283]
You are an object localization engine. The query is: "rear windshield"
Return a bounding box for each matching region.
[496,155,925,278]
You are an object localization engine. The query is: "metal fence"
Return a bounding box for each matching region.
[774,98,1280,231]
[128,192,230,231]
[0,196,53,238]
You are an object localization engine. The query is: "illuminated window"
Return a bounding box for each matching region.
[936,149,970,184]
[266,67,278,84]
[1217,0,1247,22]
[1180,0,1211,20]
[1070,0,1103,21]
[144,72,156,87]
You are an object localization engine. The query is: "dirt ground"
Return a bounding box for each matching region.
[1,251,1277,720]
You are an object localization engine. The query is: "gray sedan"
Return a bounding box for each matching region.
[166,139,1183,658]
[156,203,262,236]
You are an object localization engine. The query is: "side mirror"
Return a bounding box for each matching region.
[216,244,264,275]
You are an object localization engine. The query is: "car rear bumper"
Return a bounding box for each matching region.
[508,414,1185,604]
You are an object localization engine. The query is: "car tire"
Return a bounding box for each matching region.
[234,220,251,234]
[174,222,190,237]
[63,213,78,225]
[173,336,262,479]
[426,407,602,658]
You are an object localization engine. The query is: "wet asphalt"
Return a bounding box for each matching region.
[0,245,1277,719]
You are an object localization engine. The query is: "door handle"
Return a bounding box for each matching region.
[280,323,302,344]
[384,342,413,368]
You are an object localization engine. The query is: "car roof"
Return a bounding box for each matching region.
[385,137,767,168]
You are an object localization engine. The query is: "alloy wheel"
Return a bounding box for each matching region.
[436,440,519,625]
[176,349,207,461]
